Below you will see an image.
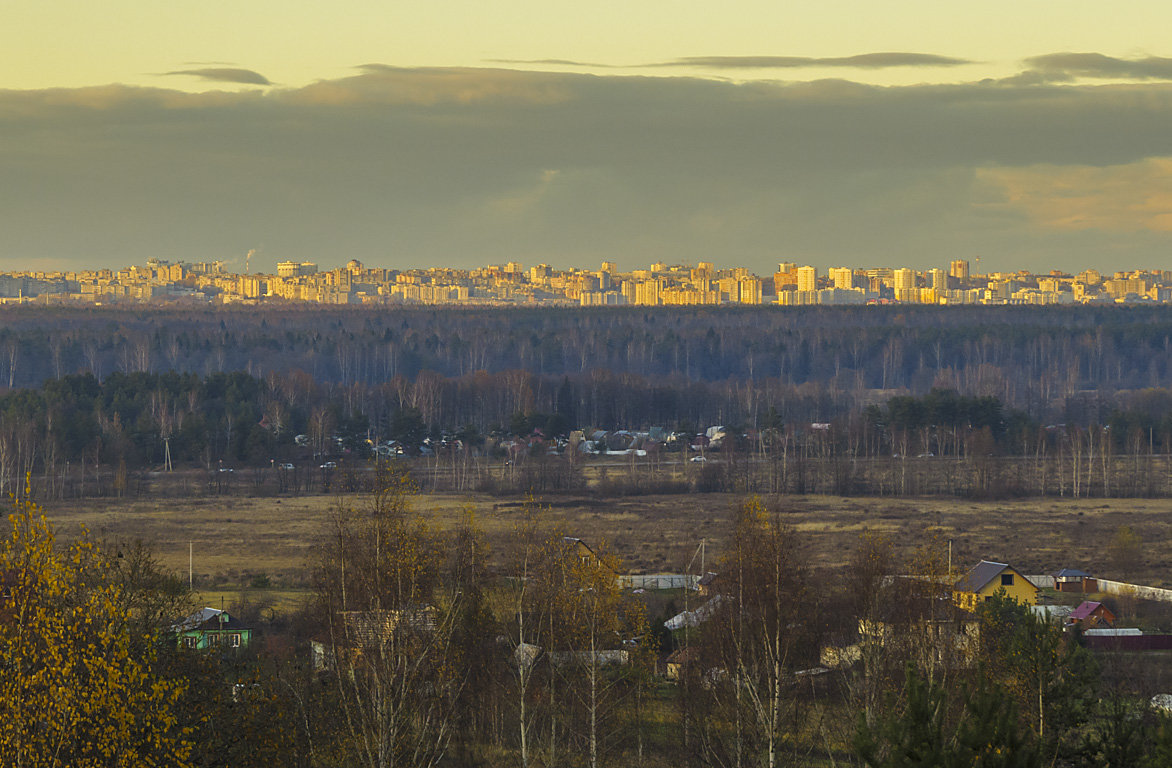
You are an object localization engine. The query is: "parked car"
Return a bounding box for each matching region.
[319,461,337,469]
[279,463,294,470]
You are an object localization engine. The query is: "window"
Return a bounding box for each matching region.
[1001,573,1014,587]
[229,633,241,648]
[184,636,197,649]
[984,595,993,602]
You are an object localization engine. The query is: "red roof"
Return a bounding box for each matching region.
[1069,601,1102,621]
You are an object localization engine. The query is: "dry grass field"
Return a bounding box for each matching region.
[40,491,1172,596]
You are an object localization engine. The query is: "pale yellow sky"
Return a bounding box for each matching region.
[4,0,1171,91]
[4,2,1172,274]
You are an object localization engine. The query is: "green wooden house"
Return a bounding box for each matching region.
[173,607,252,651]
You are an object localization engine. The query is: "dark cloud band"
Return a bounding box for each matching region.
[162,68,272,86]
[650,52,973,69]
[1023,53,1172,81]
[3,59,1172,274]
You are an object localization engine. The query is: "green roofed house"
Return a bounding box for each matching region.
[173,607,252,651]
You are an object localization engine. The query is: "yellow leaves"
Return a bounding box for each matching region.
[0,496,192,767]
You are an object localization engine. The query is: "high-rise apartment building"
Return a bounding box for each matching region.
[796,266,817,292]
[929,268,947,291]
[634,279,662,305]
[738,277,762,304]
[950,260,970,281]
[829,267,854,290]
[894,268,916,291]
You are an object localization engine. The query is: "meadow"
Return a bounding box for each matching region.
[43,490,1172,599]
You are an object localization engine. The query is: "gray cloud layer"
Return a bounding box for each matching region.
[487,58,616,68]
[162,68,272,85]
[1024,53,1172,81]
[2,58,1172,273]
[492,52,971,70]
[652,52,973,69]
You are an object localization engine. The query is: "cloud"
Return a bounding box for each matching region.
[286,64,575,105]
[1023,53,1172,81]
[649,52,973,69]
[483,169,564,218]
[162,68,272,86]
[487,58,616,68]
[2,64,1172,274]
[979,159,1172,232]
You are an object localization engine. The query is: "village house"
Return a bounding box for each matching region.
[697,571,719,598]
[664,646,699,681]
[559,536,621,586]
[311,606,439,671]
[1068,600,1116,630]
[173,607,252,651]
[954,560,1038,611]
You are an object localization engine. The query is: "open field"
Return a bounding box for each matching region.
[41,491,1172,592]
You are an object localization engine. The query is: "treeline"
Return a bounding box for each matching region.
[8,486,1172,767]
[3,304,1172,420]
[8,369,1172,499]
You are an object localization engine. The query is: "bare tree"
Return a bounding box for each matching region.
[700,497,814,768]
[315,463,466,768]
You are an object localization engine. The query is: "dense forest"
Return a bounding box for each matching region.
[4,303,1172,498]
[7,487,1172,767]
[1,304,1171,422]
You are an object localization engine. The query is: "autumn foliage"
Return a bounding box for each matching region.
[0,495,191,767]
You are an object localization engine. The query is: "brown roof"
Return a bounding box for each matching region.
[956,560,1011,594]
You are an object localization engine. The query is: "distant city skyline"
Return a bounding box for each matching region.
[4,4,1172,274]
[4,257,1168,308]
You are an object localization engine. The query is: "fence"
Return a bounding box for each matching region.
[1094,578,1172,603]
[1084,634,1172,651]
[620,574,699,590]
[1028,575,1172,602]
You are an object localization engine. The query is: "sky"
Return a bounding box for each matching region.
[3,2,1172,275]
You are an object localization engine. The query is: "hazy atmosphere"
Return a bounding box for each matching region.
[10,5,1172,766]
[5,2,1172,273]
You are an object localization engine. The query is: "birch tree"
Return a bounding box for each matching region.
[315,462,465,768]
[0,496,191,767]
[700,496,814,768]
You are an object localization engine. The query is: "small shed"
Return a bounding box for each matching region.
[1053,568,1097,593]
